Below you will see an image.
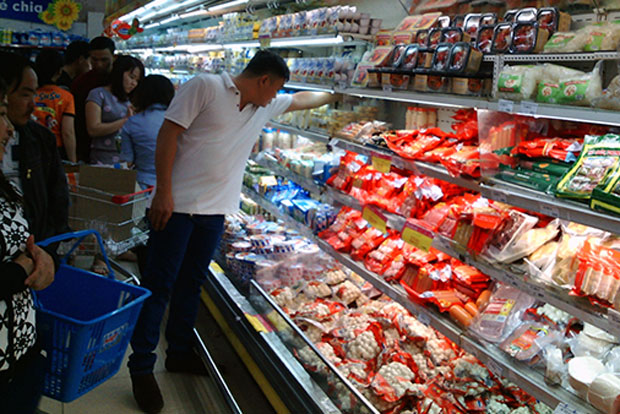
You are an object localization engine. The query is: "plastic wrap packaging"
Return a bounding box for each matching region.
[593,74,620,111]
[492,23,512,53]
[469,284,536,343]
[580,23,620,52]
[511,23,550,54]
[497,65,543,101]
[499,322,559,364]
[491,219,560,264]
[588,373,620,414]
[568,356,607,399]
[544,346,565,385]
[543,32,584,53]
[476,25,495,54]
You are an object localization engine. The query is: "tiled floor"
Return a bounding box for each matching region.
[37,260,244,414]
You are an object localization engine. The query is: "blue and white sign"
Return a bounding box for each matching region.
[0,1,54,24]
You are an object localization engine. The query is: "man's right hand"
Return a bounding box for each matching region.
[148,190,174,231]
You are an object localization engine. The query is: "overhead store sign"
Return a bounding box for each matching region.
[0,0,53,23]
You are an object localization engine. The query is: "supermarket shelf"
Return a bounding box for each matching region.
[500,51,620,62]
[342,87,490,109]
[480,179,620,235]
[265,121,331,143]
[252,153,325,195]
[243,186,597,412]
[284,82,336,93]
[432,234,620,338]
[330,138,482,192]
[316,238,595,413]
[486,99,620,128]
[0,43,64,50]
[241,186,317,240]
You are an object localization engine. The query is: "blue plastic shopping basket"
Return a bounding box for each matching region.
[34,230,151,402]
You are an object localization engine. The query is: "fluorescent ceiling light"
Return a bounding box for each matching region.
[270,35,344,47]
[159,14,178,25]
[156,0,201,16]
[180,9,208,19]
[208,0,249,12]
[144,21,161,29]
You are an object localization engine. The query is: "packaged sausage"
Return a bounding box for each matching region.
[427,28,442,50]
[499,322,558,363]
[591,163,620,216]
[537,7,571,34]
[511,23,550,54]
[491,23,512,54]
[431,43,452,72]
[448,42,482,75]
[441,27,470,45]
[469,284,536,343]
[476,25,495,54]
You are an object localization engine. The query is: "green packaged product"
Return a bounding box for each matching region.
[556,134,620,200]
[497,167,560,193]
[518,160,571,177]
[536,80,560,104]
[591,166,620,215]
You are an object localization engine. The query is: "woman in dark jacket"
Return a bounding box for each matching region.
[0,77,54,413]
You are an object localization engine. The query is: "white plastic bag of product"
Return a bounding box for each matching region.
[580,22,620,52]
[593,75,620,111]
[543,32,586,53]
[494,219,560,264]
[556,61,603,106]
[469,284,536,343]
[544,346,565,385]
[497,65,544,101]
[542,64,585,82]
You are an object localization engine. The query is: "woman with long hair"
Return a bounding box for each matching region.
[85,55,144,165]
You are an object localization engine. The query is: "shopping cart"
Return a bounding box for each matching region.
[67,171,153,257]
[34,230,151,402]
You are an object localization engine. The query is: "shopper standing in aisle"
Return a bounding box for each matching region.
[85,55,144,165]
[56,40,91,90]
[71,36,115,162]
[128,50,340,414]
[0,51,69,265]
[120,74,175,190]
[33,49,77,163]
[0,75,56,414]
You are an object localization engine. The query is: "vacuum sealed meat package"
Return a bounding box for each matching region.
[469,284,536,343]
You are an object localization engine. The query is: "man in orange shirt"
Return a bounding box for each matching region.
[33,50,76,162]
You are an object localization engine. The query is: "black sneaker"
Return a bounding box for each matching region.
[131,373,164,414]
[165,351,209,376]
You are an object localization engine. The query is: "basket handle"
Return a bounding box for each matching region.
[111,186,154,204]
[37,230,115,279]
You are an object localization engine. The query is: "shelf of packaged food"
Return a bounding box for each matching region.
[205,262,351,414]
[242,186,317,241]
[0,43,65,50]
[431,234,620,338]
[251,152,325,196]
[329,138,483,192]
[265,121,331,144]
[247,278,381,414]
[486,99,620,127]
[315,238,595,412]
[241,185,600,412]
[480,178,620,235]
[342,87,491,109]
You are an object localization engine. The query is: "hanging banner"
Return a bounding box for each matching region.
[0,0,81,31]
[0,0,53,24]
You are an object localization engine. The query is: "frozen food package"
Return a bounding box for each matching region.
[440,27,469,44]
[556,133,620,200]
[497,65,544,101]
[448,42,482,75]
[484,210,539,262]
[537,8,571,34]
[543,32,584,53]
[555,61,603,106]
[499,322,559,363]
[593,74,620,111]
[431,43,452,72]
[511,23,550,54]
[476,25,495,53]
[469,284,536,343]
[491,23,512,53]
[541,64,585,81]
[427,28,442,49]
[580,22,620,52]
[493,219,560,264]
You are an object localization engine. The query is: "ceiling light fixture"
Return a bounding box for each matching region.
[208,0,250,12]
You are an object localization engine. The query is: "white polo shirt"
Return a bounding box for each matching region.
[162,72,293,215]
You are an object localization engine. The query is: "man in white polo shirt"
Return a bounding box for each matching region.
[128,50,339,413]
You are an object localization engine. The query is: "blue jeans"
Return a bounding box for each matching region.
[128,213,225,375]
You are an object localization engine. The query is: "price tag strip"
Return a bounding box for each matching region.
[402,221,435,252]
[520,101,539,116]
[363,205,388,234]
[371,153,392,173]
[498,99,515,113]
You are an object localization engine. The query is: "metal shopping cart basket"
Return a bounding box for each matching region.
[34,230,151,402]
[67,174,153,257]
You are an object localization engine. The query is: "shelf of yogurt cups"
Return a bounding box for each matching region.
[233,182,603,413]
[117,5,382,51]
[0,28,87,47]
